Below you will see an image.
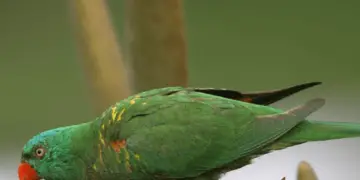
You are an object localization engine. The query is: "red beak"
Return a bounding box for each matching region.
[18,163,40,180]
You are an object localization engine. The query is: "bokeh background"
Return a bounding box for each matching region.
[1,0,360,179]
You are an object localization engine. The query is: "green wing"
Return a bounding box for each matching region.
[101,91,324,178]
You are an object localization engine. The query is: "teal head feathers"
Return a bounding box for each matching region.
[18,124,93,180]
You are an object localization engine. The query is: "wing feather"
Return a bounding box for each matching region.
[103,91,324,178]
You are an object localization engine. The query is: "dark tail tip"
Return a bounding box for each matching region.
[244,81,322,105]
[297,82,322,88]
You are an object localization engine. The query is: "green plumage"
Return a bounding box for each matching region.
[20,85,360,180]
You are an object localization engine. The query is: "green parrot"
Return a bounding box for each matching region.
[18,82,360,180]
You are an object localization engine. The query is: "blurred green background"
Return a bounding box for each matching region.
[1,0,360,179]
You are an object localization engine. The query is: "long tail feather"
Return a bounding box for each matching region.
[271,120,360,150]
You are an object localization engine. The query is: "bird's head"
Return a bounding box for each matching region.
[18,126,87,180]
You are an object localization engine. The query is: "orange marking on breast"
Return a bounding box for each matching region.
[110,140,127,153]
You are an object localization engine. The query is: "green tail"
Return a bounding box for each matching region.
[270,120,360,150]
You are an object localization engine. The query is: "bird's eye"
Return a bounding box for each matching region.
[34,147,46,158]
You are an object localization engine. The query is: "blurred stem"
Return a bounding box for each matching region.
[70,0,131,114]
[297,161,318,180]
[124,0,188,93]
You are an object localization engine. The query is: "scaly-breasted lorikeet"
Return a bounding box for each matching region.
[19,82,360,180]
